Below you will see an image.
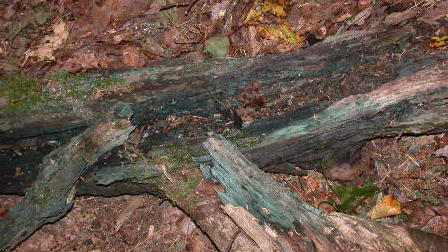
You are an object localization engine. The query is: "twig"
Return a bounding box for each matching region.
[185,0,201,16]
[160,2,189,11]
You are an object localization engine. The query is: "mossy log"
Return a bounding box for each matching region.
[201,136,448,251]
[2,26,448,191]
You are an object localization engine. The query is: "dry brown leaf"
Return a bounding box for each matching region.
[434,144,448,157]
[25,21,69,61]
[122,46,146,67]
[367,194,402,219]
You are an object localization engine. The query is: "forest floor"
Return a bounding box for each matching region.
[1,0,447,251]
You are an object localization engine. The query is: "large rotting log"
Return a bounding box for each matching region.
[0,104,136,251]
[201,136,448,252]
[2,64,448,194]
[246,67,448,171]
[0,25,448,250]
[0,27,430,143]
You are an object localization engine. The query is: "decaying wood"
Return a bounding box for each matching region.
[2,26,448,193]
[0,104,136,251]
[202,136,448,252]
[222,204,296,252]
[1,24,448,251]
[246,67,448,170]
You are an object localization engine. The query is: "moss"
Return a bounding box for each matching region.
[45,71,121,99]
[0,72,122,114]
[237,139,261,148]
[320,179,380,214]
[0,74,47,113]
[314,157,336,170]
[225,131,265,148]
[149,141,204,210]
[408,191,440,205]
[4,3,51,40]
[153,142,197,169]
[227,130,247,141]
[157,172,202,211]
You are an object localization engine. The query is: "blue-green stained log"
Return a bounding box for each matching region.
[0,105,136,251]
[2,26,447,192]
[1,28,403,139]
[245,68,448,170]
[203,137,448,251]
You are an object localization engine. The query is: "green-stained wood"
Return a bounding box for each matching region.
[1,28,406,139]
[2,26,448,193]
[202,136,448,251]
[0,104,136,251]
[246,68,448,170]
[202,136,339,250]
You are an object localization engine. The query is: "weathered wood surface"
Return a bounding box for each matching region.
[0,25,447,250]
[2,68,447,195]
[2,26,448,191]
[0,104,136,251]
[202,136,448,251]
[0,27,419,141]
[247,67,448,170]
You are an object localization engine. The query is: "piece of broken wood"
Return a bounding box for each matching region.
[0,104,136,251]
[201,136,448,251]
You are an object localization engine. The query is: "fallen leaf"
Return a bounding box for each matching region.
[357,0,372,10]
[0,206,9,218]
[257,23,305,44]
[244,0,304,44]
[367,194,402,219]
[204,36,230,57]
[122,46,146,67]
[434,144,448,157]
[428,36,448,49]
[25,20,69,61]
[236,81,265,107]
[196,182,216,196]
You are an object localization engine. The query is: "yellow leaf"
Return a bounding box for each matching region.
[244,0,291,25]
[429,36,448,48]
[243,0,303,45]
[257,24,304,44]
[367,195,402,219]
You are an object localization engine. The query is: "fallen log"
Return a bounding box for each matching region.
[246,67,448,170]
[1,26,448,193]
[201,136,448,251]
[0,104,136,251]
[1,25,448,250]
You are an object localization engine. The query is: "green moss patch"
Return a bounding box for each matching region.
[320,179,380,214]
[0,72,123,114]
[0,74,47,113]
[45,71,121,99]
